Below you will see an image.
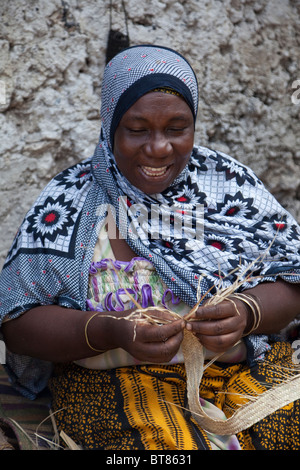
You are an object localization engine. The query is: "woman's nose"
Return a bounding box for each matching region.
[144,132,172,159]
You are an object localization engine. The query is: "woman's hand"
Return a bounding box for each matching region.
[185,299,249,354]
[106,309,186,363]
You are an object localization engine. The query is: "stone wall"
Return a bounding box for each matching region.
[1,0,300,268]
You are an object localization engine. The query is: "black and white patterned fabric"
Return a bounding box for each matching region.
[1,45,300,398]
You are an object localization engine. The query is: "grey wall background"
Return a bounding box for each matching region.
[1,0,300,269]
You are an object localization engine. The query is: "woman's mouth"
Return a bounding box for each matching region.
[140,165,169,177]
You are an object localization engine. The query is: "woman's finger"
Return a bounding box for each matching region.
[126,321,185,363]
[191,300,240,322]
[138,317,185,343]
[189,316,239,336]
[195,331,240,354]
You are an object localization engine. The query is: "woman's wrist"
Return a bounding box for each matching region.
[84,309,136,354]
[228,293,262,336]
[84,312,115,354]
[85,313,108,353]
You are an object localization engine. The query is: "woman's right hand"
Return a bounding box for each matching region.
[98,309,186,363]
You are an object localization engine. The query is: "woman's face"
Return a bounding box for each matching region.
[113,92,195,194]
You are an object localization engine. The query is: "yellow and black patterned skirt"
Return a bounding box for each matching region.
[49,341,300,450]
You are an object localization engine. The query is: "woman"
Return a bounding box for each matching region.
[1,45,300,450]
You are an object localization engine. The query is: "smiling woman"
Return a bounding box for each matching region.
[113,92,194,194]
[1,45,300,451]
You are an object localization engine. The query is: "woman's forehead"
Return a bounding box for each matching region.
[119,92,194,124]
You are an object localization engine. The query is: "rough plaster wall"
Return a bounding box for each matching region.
[0,0,300,268]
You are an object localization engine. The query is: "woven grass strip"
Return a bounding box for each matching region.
[182,329,300,435]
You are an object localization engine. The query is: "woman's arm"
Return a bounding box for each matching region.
[187,279,300,354]
[3,279,299,362]
[1,305,185,364]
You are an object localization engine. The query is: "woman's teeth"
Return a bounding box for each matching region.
[141,166,168,177]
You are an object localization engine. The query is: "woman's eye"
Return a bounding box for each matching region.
[127,128,147,134]
[168,127,186,133]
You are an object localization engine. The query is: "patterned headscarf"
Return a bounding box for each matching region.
[100,44,198,149]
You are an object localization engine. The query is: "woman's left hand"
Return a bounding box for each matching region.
[185,299,249,354]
